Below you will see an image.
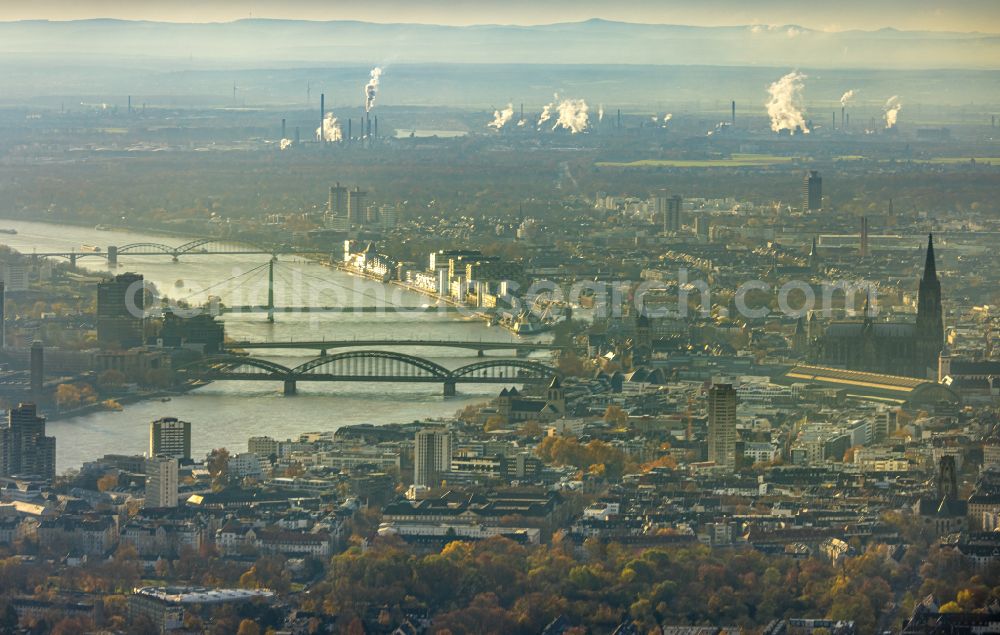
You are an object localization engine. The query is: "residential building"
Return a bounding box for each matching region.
[149,417,192,461]
[145,456,179,509]
[0,403,56,480]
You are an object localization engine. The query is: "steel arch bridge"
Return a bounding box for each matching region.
[116,238,275,257]
[175,350,561,395]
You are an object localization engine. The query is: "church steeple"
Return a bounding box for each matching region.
[923,233,937,282]
[916,233,944,375]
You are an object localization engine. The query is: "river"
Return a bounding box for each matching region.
[0,219,542,472]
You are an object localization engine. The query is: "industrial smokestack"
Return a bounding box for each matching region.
[374,115,378,141]
[320,93,325,143]
[832,112,836,130]
[520,103,524,122]
[128,95,132,114]
[731,100,736,125]
[348,119,352,142]
[841,106,846,129]
[281,118,286,140]
[294,126,300,144]
[846,113,850,128]
[617,109,622,129]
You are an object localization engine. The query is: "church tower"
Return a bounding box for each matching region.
[916,234,944,375]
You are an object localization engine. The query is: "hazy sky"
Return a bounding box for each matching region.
[1,0,998,33]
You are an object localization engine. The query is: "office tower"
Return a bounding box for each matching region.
[0,403,56,480]
[328,182,348,216]
[695,215,710,240]
[149,417,192,461]
[802,170,822,212]
[348,187,368,225]
[666,195,682,233]
[654,191,682,234]
[380,204,399,231]
[707,384,738,470]
[145,455,179,508]
[97,272,145,349]
[414,428,451,488]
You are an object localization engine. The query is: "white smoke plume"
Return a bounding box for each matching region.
[537,102,554,127]
[316,113,343,142]
[279,138,293,150]
[884,95,902,128]
[364,66,383,113]
[766,71,810,135]
[662,113,673,128]
[840,89,857,107]
[553,99,589,134]
[598,105,605,122]
[488,103,515,130]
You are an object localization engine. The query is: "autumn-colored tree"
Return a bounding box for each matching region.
[97,369,128,391]
[97,472,119,492]
[603,405,628,426]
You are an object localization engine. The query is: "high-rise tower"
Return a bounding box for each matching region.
[707,383,737,471]
[803,171,822,212]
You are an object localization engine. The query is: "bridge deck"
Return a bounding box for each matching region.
[225,339,562,351]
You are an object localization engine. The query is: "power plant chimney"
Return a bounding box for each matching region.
[731,100,736,125]
[841,106,846,129]
[281,118,286,140]
[832,111,836,130]
[294,126,300,144]
[617,108,622,129]
[348,118,352,142]
[320,93,325,143]
[374,115,378,142]
[128,95,132,114]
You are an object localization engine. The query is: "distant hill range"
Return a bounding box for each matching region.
[0,18,997,70]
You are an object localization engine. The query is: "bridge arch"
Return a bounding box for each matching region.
[175,238,272,255]
[292,350,451,379]
[176,355,293,377]
[451,359,560,382]
[116,242,178,255]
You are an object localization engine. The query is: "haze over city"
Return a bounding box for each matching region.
[0,1,997,633]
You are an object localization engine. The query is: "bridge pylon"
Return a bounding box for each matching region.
[283,379,297,395]
[267,259,275,323]
[443,379,456,397]
[107,246,118,266]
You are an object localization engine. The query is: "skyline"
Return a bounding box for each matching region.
[1,0,999,33]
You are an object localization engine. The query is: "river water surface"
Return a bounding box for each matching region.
[0,219,541,471]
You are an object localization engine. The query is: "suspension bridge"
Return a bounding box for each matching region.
[175,350,561,395]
